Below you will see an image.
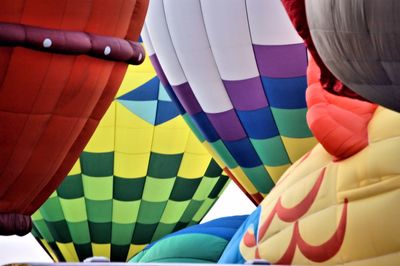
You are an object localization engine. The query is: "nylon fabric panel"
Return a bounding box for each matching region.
[143,0,316,204]
[307,0,400,112]
[163,0,233,113]
[0,0,148,220]
[32,56,228,262]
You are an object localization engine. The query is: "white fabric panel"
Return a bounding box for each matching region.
[246,0,303,45]
[164,0,233,113]
[144,0,188,86]
[141,24,155,56]
[201,0,259,80]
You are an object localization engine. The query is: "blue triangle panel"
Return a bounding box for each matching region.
[155,101,180,125]
[158,82,172,102]
[118,77,160,101]
[118,99,158,125]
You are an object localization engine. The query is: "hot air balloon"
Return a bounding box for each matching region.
[0,0,148,235]
[305,0,400,112]
[220,58,400,265]
[31,52,229,262]
[280,0,369,102]
[130,215,248,263]
[142,0,317,204]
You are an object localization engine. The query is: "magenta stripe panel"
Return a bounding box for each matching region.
[253,43,307,78]
[207,109,247,141]
[223,77,268,111]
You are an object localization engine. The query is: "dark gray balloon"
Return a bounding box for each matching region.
[306,0,400,112]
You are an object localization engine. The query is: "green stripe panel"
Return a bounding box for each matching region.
[75,243,93,262]
[242,166,274,194]
[40,196,64,222]
[111,244,130,262]
[207,175,229,199]
[170,178,201,201]
[112,200,140,224]
[192,198,215,222]
[209,140,238,168]
[148,153,183,178]
[33,219,55,242]
[80,152,114,177]
[111,223,135,245]
[46,220,72,243]
[173,221,189,232]
[142,177,175,202]
[271,107,313,137]
[136,200,167,224]
[59,198,87,223]
[57,174,84,199]
[192,177,219,201]
[82,175,113,201]
[132,223,158,244]
[113,176,145,201]
[179,200,203,223]
[88,221,111,244]
[251,136,291,166]
[159,200,190,224]
[204,159,223,177]
[86,199,112,223]
[66,221,91,245]
[151,223,178,243]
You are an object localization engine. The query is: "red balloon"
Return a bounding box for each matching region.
[0,0,148,235]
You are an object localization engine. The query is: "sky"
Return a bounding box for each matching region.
[0,181,255,264]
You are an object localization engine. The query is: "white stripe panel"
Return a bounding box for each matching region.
[164,0,233,113]
[246,0,303,45]
[141,24,155,56]
[201,0,259,81]
[144,0,188,86]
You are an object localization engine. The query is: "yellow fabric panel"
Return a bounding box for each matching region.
[114,102,154,155]
[56,242,79,262]
[230,167,258,195]
[265,164,291,184]
[343,252,400,266]
[281,136,317,163]
[240,108,400,265]
[85,102,116,153]
[41,240,59,262]
[185,132,208,154]
[336,138,400,202]
[177,153,211,179]
[368,107,400,143]
[114,152,150,178]
[115,102,153,128]
[92,243,111,259]
[115,127,154,154]
[127,244,147,259]
[337,190,400,264]
[116,59,155,98]
[68,159,81,176]
[203,141,228,170]
[151,118,189,154]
